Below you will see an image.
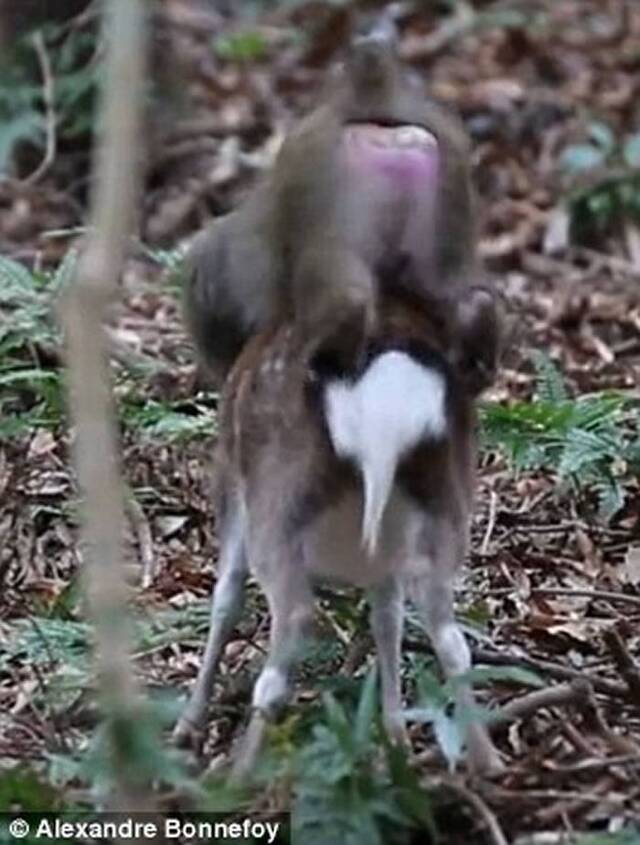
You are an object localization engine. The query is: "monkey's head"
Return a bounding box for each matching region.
[346,11,399,93]
[335,10,442,140]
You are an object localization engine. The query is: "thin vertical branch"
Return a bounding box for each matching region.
[61,0,147,811]
[23,30,57,186]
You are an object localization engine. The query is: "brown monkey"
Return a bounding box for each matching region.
[184,23,494,388]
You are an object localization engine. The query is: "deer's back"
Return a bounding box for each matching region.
[215,299,477,585]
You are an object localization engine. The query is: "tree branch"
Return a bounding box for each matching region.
[60,0,148,812]
[23,30,57,186]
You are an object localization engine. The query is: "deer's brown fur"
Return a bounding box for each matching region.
[175,291,504,778]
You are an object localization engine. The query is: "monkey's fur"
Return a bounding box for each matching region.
[185,32,499,390]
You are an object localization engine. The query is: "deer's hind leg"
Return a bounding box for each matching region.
[174,503,249,750]
[409,521,504,776]
[369,577,408,747]
[232,544,314,780]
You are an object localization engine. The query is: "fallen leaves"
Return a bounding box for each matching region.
[1,0,640,840]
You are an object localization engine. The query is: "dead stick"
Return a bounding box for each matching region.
[559,720,598,758]
[603,627,640,708]
[532,587,640,609]
[549,754,640,774]
[497,681,584,724]
[480,490,498,556]
[579,682,639,755]
[404,640,627,699]
[23,31,57,186]
[124,493,155,588]
[439,778,510,845]
[470,647,627,699]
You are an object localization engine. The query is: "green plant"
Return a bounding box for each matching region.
[120,395,218,442]
[0,26,98,173]
[403,660,542,771]
[0,249,214,441]
[83,695,194,801]
[135,240,189,294]
[215,31,269,62]
[0,252,76,436]
[0,64,44,169]
[560,120,640,242]
[290,666,435,845]
[481,353,640,519]
[0,252,74,358]
[0,767,63,813]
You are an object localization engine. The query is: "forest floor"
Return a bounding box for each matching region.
[1,2,640,843]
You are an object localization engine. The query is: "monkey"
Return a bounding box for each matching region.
[184,21,497,390]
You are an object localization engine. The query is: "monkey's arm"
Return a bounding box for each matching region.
[184,205,281,387]
[423,101,477,281]
[293,237,376,377]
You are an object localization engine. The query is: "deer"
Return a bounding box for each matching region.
[174,285,505,779]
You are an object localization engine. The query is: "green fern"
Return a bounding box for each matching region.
[531,351,568,403]
[0,254,78,435]
[291,667,435,845]
[120,395,218,441]
[481,355,638,519]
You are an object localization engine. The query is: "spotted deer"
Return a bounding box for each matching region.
[174,287,504,777]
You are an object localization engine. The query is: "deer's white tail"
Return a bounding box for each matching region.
[323,350,447,555]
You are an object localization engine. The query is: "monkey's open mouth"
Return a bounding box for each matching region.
[344,122,437,151]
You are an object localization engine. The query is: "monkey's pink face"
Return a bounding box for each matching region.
[342,123,439,192]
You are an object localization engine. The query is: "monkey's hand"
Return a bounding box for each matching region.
[293,242,376,378]
[452,286,502,396]
[308,307,373,379]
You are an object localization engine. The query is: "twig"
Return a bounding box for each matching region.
[469,647,627,699]
[23,31,57,186]
[491,786,623,804]
[559,720,598,758]
[547,754,640,775]
[603,627,640,709]
[531,587,640,609]
[570,246,640,279]
[341,632,371,677]
[124,493,155,588]
[57,0,100,34]
[440,778,510,845]
[624,221,640,273]
[579,681,639,755]
[533,776,620,827]
[407,638,623,693]
[497,681,585,725]
[480,490,498,556]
